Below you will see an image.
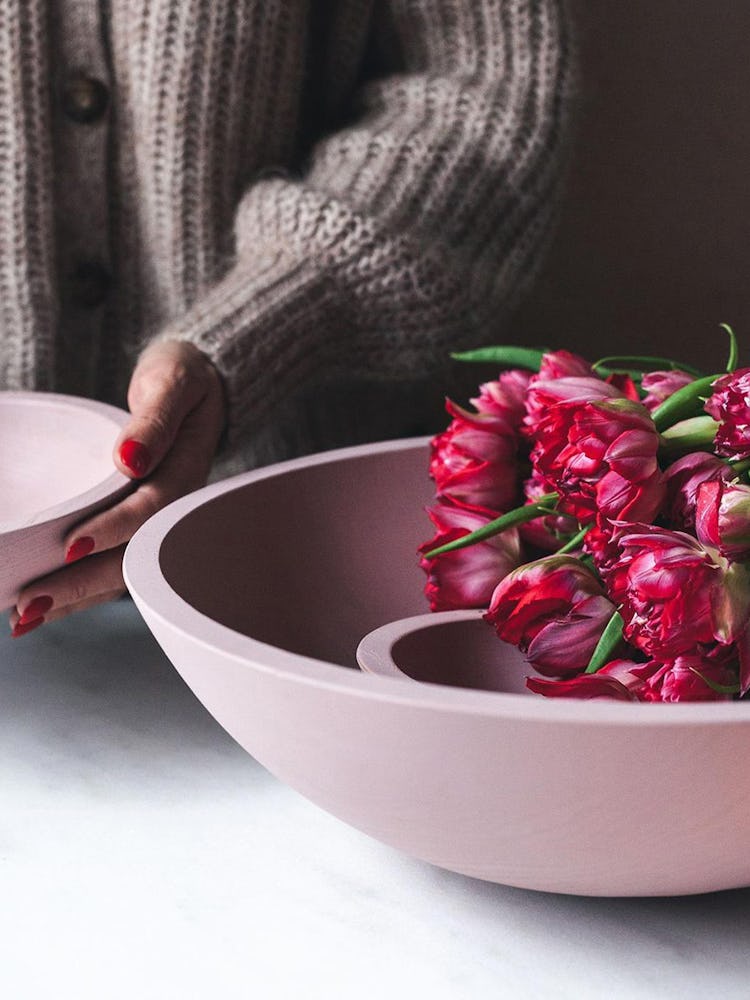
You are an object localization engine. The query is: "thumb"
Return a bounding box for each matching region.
[115,341,218,479]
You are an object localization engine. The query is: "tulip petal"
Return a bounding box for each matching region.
[526,673,636,700]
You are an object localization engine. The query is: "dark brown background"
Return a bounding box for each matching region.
[511,1,750,372]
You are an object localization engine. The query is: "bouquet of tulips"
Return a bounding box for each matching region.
[419,326,750,701]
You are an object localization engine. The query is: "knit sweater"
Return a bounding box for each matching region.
[0,0,573,470]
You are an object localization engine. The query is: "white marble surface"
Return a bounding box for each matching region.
[0,599,748,1000]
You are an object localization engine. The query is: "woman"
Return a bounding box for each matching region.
[6,0,573,633]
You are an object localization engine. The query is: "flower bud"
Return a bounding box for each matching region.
[695,479,750,561]
[641,369,695,411]
[430,370,529,511]
[485,555,616,676]
[606,524,750,658]
[419,497,521,610]
[531,398,665,526]
[663,452,732,532]
[704,368,750,459]
[523,376,622,437]
[538,349,593,379]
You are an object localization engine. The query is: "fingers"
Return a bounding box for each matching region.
[63,391,224,559]
[10,340,227,633]
[11,590,126,635]
[62,486,164,563]
[10,548,127,635]
[115,340,225,480]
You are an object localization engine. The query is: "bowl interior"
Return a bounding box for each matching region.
[0,394,123,530]
[158,445,432,668]
[376,616,535,694]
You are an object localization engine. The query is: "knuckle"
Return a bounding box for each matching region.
[106,508,134,546]
[169,360,194,391]
[136,482,167,520]
[128,345,210,417]
[144,404,176,440]
[149,365,190,400]
[70,579,89,604]
[131,364,186,404]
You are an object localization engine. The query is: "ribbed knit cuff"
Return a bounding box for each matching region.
[153,250,337,448]
[154,182,483,452]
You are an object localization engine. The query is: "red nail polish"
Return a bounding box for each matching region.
[65,536,95,564]
[19,595,53,624]
[11,617,44,638]
[120,439,151,477]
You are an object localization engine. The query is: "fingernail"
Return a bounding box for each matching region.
[11,617,44,638]
[19,595,53,624]
[119,439,151,477]
[65,536,95,564]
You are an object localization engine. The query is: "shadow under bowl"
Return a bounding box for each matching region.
[123,437,750,897]
[0,392,130,610]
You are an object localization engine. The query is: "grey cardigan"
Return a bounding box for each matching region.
[0,0,573,470]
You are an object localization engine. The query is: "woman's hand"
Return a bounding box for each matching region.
[10,341,226,636]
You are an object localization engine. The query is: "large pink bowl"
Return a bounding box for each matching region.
[0,392,130,610]
[123,438,750,897]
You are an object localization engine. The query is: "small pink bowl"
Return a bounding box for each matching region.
[356,609,540,694]
[0,391,130,609]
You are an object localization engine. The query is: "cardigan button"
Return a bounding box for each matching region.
[61,75,109,124]
[67,260,113,308]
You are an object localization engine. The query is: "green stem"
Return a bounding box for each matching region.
[556,525,590,554]
[422,493,559,559]
[594,367,650,384]
[721,323,738,373]
[585,611,624,674]
[450,346,547,371]
[730,458,750,476]
[687,667,740,696]
[651,374,719,432]
[592,355,703,378]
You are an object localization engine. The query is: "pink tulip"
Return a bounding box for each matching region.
[537,349,594,379]
[695,479,750,561]
[582,522,621,576]
[604,372,640,401]
[640,369,695,411]
[524,375,623,437]
[535,347,639,400]
[519,470,580,552]
[527,652,738,701]
[631,650,739,702]
[526,659,643,700]
[705,367,750,459]
[663,452,732,532]
[484,555,617,677]
[430,370,529,511]
[470,369,531,427]
[419,497,521,611]
[603,524,750,659]
[531,398,665,526]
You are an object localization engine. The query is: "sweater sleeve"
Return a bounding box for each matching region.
[159,0,575,448]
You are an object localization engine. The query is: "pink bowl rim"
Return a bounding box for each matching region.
[123,436,750,727]
[0,391,130,535]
